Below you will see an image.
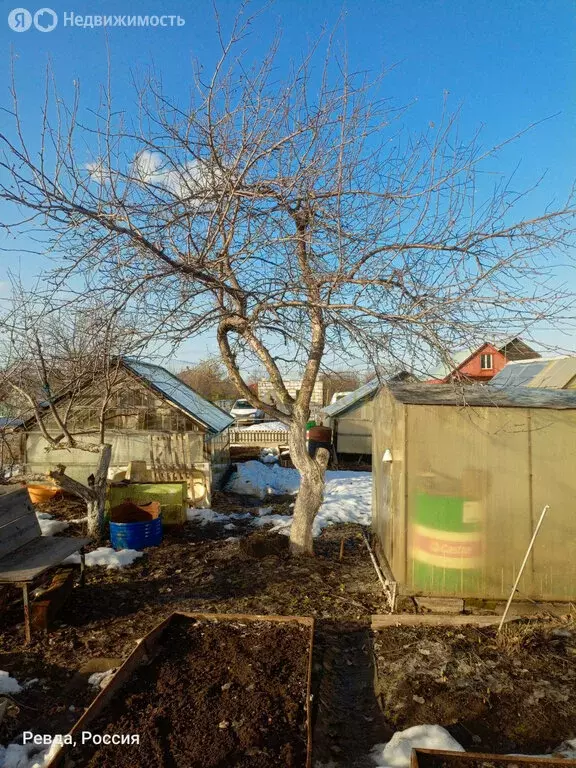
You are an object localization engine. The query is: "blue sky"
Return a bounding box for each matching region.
[0,0,575,366]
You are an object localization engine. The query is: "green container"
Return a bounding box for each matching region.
[411,492,483,595]
[107,482,188,526]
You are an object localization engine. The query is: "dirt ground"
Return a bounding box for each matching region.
[1,489,575,767]
[373,623,576,756]
[79,616,310,768]
[0,490,387,767]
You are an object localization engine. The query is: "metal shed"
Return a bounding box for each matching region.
[372,384,576,602]
[321,380,379,455]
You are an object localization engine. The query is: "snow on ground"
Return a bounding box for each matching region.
[63,547,144,569]
[0,740,62,768]
[226,461,301,497]
[371,725,464,768]
[36,512,69,537]
[237,421,288,432]
[88,670,116,689]
[0,671,22,694]
[223,461,372,536]
[186,508,253,526]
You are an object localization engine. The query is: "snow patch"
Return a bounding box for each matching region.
[88,670,115,689]
[36,513,69,537]
[0,739,62,768]
[0,670,22,694]
[63,547,143,569]
[187,508,253,526]
[237,421,288,432]
[226,461,301,498]
[372,725,464,768]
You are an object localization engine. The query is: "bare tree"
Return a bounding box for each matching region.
[0,12,574,553]
[178,356,240,402]
[0,292,142,540]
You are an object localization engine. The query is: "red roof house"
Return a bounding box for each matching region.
[427,337,540,384]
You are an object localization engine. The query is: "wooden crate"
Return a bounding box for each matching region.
[47,611,315,768]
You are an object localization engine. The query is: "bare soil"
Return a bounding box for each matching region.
[76,616,310,768]
[1,488,576,766]
[0,491,384,765]
[373,623,576,755]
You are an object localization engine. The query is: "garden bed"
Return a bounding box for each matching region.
[411,749,576,768]
[373,623,576,755]
[50,612,313,768]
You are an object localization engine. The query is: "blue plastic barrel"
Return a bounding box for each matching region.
[110,514,163,551]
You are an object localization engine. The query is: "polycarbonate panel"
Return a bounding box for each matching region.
[404,404,532,599]
[490,360,550,388]
[529,409,576,600]
[123,358,234,434]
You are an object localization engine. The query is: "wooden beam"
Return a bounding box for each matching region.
[371,613,511,629]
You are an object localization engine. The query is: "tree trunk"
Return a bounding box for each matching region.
[288,417,329,556]
[86,492,107,542]
[48,443,112,545]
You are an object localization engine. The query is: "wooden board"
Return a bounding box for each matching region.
[0,512,42,560]
[0,487,37,528]
[411,748,576,768]
[46,611,315,768]
[0,536,90,583]
[31,567,76,631]
[371,614,511,629]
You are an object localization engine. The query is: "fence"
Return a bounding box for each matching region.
[229,428,288,447]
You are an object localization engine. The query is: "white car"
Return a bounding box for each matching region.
[230,399,264,423]
[329,391,353,405]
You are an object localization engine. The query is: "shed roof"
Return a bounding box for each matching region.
[489,358,553,388]
[490,356,576,390]
[122,358,234,434]
[322,379,379,417]
[387,383,576,410]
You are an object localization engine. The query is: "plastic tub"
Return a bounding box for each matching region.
[110,514,163,551]
[27,484,62,504]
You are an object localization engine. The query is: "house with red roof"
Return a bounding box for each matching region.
[427,337,540,384]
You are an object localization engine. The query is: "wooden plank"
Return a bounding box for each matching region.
[412,749,576,768]
[0,536,90,583]
[46,611,315,768]
[414,597,465,614]
[371,614,512,629]
[0,513,41,560]
[0,487,36,527]
[31,567,75,631]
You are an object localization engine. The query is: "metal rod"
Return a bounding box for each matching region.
[498,504,550,633]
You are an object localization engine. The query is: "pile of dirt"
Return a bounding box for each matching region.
[373,623,576,754]
[75,616,311,767]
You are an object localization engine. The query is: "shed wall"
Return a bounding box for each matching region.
[26,431,205,484]
[332,399,373,454]
[372,391,576,601]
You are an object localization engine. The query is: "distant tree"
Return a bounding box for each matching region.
[322,371,361,405]
[0,11,574,553]
[178,357,239,402]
